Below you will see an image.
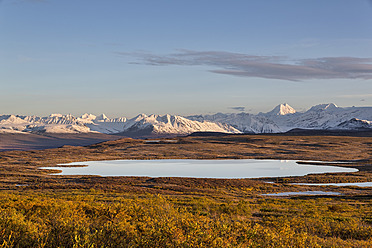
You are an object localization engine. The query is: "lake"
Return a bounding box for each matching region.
[41,159,358,179]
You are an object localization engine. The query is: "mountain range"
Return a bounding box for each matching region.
[1,103,372,136]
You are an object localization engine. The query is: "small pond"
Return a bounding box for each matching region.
[294,182,372,187]
[263,191,341,196]
[40,159,358,179]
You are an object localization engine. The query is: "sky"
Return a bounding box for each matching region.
[1,0,372,117]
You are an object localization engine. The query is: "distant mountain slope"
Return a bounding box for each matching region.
[334,118,372,130]
[1,103,371,135]
[0,114,91,134]
[187,113,282,133]
[0,133,122,151]
[188,103,372,133]
[278,104,372,130]
[0,113,241,135]
[120,114,240,135]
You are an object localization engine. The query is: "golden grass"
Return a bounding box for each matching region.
[0,134,372,247]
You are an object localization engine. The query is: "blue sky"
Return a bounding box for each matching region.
[1,0,372,117]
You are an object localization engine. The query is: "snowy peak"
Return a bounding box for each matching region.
[266,103,296,116]
[308,103,338,112]
[49,113,63,118]
[133,114,148,121]
[79,113,97,122]
[43,114,79,125]
[0,115,27,124]
[95,113,109,121]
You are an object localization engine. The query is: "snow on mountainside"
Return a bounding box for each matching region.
[121,114,240,135]
[188,113,283,133]
[0,114,91,134]
[0,113,240,135]
[280,104,372,130]
[188,103,372,133]
[335,118,372,130]
[23,124,91,133]
[77,113,128,134]
[263,103,296,116]
[1,103,371,135]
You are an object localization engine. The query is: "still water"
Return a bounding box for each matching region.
[294,182,372,187]
[41,159,358,179]
[263,191,342,196]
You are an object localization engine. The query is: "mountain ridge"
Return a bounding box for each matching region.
[1,103,371,136]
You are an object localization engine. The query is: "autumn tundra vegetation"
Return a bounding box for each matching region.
[0,134,372,247]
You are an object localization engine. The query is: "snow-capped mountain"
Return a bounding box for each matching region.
[0,113,241,135]
[262,103,296,117]
[188,103,372,133]
[0,114,90,134]
[1,103,371,135]
[188,113,282,133]
[120,114,240,135]
[77,113,128,134]
[335,118,372,130]
[278,103,372,131]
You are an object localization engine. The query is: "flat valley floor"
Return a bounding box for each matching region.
[1,134,372,247]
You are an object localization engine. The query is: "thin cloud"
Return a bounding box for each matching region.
[8,0,47,4]
[229,107,245,112]
[118,50,372,81]
[337,94,372,99]
[17,55,34,62]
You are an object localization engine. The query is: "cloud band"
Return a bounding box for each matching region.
[118,50,372,81]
